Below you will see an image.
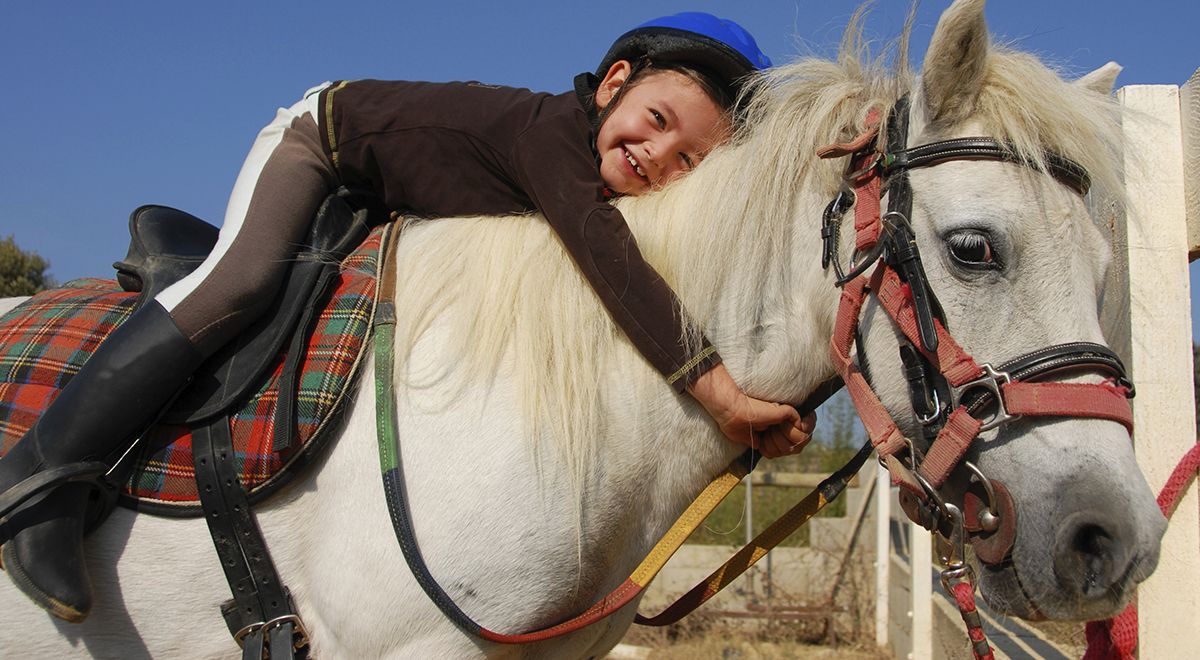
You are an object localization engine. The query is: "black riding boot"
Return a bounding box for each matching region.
[0,300,203,621]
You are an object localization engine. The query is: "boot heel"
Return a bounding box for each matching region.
[1,482,94,622]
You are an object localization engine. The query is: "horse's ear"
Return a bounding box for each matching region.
[919,0,990,124]
[1075,61,1122,95]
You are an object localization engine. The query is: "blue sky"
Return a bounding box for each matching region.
[3,0,1198,335]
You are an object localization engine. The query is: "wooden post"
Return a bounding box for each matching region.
[1114,83,1200,659]
[1182,69,1200,257]
[875,466,891,648]
[910,522,932,659]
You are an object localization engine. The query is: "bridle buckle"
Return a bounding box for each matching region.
[951,364,1019,431]
[847,151,883,182]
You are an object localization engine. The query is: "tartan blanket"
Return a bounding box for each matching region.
[0,224,387,514]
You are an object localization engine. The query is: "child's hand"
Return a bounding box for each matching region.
[687,364,817,458]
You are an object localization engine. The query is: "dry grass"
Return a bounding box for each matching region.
[619,617,890,659]
[1025,619,1088,657]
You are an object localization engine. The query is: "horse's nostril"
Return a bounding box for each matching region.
[1072,524,1115,594]
[1055,517,1130,599]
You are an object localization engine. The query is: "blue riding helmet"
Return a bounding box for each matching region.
[596,12,772,100]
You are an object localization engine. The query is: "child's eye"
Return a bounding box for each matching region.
[651,110,666,128]
[680,153,696,170]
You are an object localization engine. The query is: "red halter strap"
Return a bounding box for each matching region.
[818,105,1131,660]
[820,110,1133,499]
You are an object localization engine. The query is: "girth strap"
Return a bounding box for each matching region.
[192,420,307,659]
[272,256,344,453]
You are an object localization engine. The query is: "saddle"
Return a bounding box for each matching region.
[0,191,392,656]
[0,189,387,514]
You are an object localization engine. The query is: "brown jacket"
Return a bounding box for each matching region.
[316,78,720,391]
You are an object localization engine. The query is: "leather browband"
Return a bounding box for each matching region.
[885,137,1092,196]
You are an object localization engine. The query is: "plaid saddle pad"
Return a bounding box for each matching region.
[0,224,387,515]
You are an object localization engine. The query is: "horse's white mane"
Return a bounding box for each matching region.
[387,8,1124,487]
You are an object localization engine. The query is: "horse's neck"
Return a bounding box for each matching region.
[587,180,841,547]
[376,149,842,588]
[622,168,842,404]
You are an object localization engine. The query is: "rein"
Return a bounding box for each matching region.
[372,99,1135,652]
[373,224,861,642]
[817,100,1135,660]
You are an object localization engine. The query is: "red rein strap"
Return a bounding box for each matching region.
[950,580,996,660]
[1085,441,1200,660]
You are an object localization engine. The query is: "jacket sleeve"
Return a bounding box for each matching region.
[510,109,721,392]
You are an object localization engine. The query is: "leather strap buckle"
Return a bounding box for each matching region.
[234,614,310,651]
[950,364,1018,432]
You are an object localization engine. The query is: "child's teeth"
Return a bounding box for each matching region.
[626,151,645,178]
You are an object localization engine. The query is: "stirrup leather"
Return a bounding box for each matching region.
[0,462,110,527]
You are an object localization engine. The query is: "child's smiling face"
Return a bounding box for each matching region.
[593,62,730,196]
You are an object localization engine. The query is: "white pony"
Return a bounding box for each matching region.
[0,1,1166,656]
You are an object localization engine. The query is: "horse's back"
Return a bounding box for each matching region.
[0,296,28,316]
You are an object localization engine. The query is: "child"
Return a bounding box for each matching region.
[0,12,814,621]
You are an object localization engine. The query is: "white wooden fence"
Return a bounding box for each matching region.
[880,70,1200,658]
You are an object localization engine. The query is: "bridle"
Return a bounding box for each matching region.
[818,97,1135,659]
[370,98,1138,654]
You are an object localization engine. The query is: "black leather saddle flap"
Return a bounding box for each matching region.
[112,189,376,425]
[168,193,373,424]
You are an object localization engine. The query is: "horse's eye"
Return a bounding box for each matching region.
[946,231,1000,270]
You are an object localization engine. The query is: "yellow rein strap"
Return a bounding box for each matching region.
[629,455,755,587]
[635,440,873,626]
